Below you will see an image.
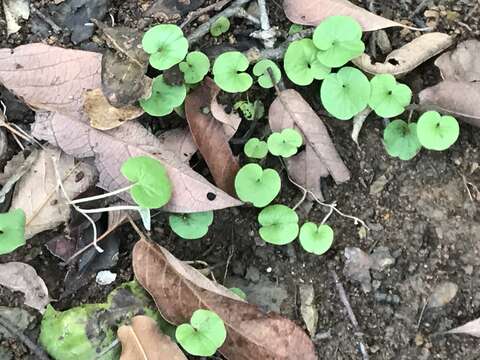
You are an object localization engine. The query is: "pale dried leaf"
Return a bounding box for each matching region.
[210,92,241,140]
[156,128,197,163]
[3,0,30,36]
[352,33,454,76]
[446,318,480,337]
[10,146,97,239]
[299,284,318,337]
[84,88,144,130]
[435,40,480,82]
[133,239,317,360]
[0,262,49,313]
[428,282,458,308]
[352,108,372,146]
[118,315,187,360]
[284,0,403,32]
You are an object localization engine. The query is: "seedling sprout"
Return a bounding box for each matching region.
[253,59,282,89]
[369,74,412,118]
[179,51,211,84]
[210,16,231,37]
[213,51,253,93]
[267,128,303,158]
[140,75,187,116]
[244,138,268,159]
[234,163,281,207]
[383,120,422,160]
[169,211,214,239]
[299,222,334,255]
[416,111,459,151]
[258,205,299,245]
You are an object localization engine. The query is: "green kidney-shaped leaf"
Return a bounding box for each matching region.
[416,111,460,151]
[175,309,226,357]
[121,156,172,209]
[140,75,187,116]
[234,164,281,207]
[313,15,365,68]
[299,222,334,255]
[213,52,253,93]
[383,120,422,160]
[142,24,189,70]
[258,205,299,245]
[179,51,211,84]
[244,138,268,159]
[284,39,331,86]
[210,16,230,37]
[320,66,371,120]
[0,209,26,255]
[369,74,412,118]
[253,59,282,88]
[267,128,303,158]
[168,211,214,240]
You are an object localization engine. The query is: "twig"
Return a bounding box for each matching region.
[416,299,428,330]
[0,314,50,360]
[331,270,369,360]
[235,7,261,25]
[30,5,62,34]
[256,0,275,48]
[181,0,233,28]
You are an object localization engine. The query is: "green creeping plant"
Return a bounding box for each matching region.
[169,211,214,240]
[210,16,231,37]
[416,111,459,151]
[0,209,26,255]
[212,51,253,93]
[258,205,299,245]
[369,74,412,118]
[234,163,281,207]
[140,75,187,116]
[234,100,265,121]
[383,120,422,161]
[179,51,211,84]
[244,138,268,159]
[299,222,334,255]
[267,128,303,158]
[252,59,282,89]
[142,24,188,70]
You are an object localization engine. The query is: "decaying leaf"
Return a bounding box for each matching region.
[84,88,144,130]
[185,78,240,196]
[445,318,480,337]
[0,262,49,313]
[284,0,403,32]
[144,0,205,19]
[351,108,372,146]
[435,40,480,82]
[118,315,187,360]
[133,238,317,360]
[269,89,350,200]
[156,128,197,163]
[299,284,318,337]
[352,33,454,77]
[3,0,30,36]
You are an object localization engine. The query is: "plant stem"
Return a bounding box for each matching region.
[78,205,141,214]
[71,184,133,205]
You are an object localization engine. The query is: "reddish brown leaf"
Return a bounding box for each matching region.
[284,0,403,32]
[133,239,317,360]
[185,78,240,196]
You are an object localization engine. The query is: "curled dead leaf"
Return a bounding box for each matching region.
[435,40,480,82]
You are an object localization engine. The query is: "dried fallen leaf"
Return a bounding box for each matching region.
[84,88,144,130]
[352,33,453,76]
[133,238,317,360]
[144,0,205,19]
[269,89,350,200]
[118,315,187,360]
[157,128,197,163]
[10,146,97,239]
[428,282,458,308]
[445,318,480,337]
[299,284,318,337]
[435,40,480,82]
[185,78,240,196]
[0,262,49,313]
[3,0,29,35]
[284,0,403,32]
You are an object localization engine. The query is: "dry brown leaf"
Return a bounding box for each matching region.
[269,89,350,200]
[435,40,480,82]
[118,315,187,360]
[352,33,454,76]
[283,0,403,32]
[133,238,317,360]
[445,318,480,337]
[84,88,144,130]
[156,128,197,163]
[185,78,240,196]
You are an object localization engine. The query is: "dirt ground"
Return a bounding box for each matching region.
[0,0,480,359]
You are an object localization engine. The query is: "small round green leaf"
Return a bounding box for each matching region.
[416,111,459,151]
[179,51,211,84]
[258,205,299,245]
[244,138,268,159]
[383,120,422,160]
[176,309,226,357]
[142,24,189,70]
[284,39,331,86]
[313,15,365,68]
[229,287,247,300]
[320,66,371,120]
[299,222,334,255]
[0,209,26,255]
[210,16,230,37]
[253,59,282,88]
[267,128,303,158]
[369,74,412,118]
[169,211,214,240]
[234,164,280,207]
[121,156,172,209]
[213,51,253,93]
[140,75,187,117]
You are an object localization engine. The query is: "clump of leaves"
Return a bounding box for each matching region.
[234,100,264,121]
[213,51,253,93]
[416,111,459,151]
[175,309,227,357]
[121,156,172,209]
[234,163,281,207]
[369,74,412,118]
[320,66,370,120]
[142,24,188,70]
[253,59,282,88]
[0,209,26,255]
[244,138,268,159]
[313,15,365,68]
[179,51,211,84]
[284,39,331,86]
[258,205,299,245]
[267,128,303,158]
[140,75,186,116]
[169,211,214,239]
[383,120,422,160]
[299,222,334,255]
[210,16,230,37]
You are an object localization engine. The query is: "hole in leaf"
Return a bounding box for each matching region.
[388,58,399,65]
[207,192,216,201]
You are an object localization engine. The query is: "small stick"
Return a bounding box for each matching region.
[235,7,261,25]
[256,0,275,48]
[331,270,369,360]
[30,5,62,34]
[181,0,233,28]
